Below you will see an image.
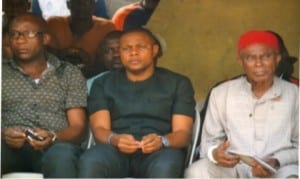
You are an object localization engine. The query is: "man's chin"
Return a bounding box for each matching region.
[251,75,273,83]
[15,55,32,62]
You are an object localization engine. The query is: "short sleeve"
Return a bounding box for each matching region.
[173,76,196,118]
[87,75,108,115]
[64,64,87,109]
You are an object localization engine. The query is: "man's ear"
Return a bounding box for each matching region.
[152,44,159,58]
[276,53,282,65]
[42,33,51,45]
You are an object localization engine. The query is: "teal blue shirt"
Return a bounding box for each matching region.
[88,67,195,140]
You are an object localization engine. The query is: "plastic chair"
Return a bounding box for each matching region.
[185,103,203,166]
[86,129,96,149]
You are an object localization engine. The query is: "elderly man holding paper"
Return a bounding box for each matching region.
[185,30,298,178]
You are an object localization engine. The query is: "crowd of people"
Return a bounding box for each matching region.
[1,0,299,178]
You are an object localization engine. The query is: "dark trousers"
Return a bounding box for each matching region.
[1,141,82,178]
[78,143,186,178]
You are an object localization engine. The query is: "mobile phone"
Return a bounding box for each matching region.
[25,129,45,141]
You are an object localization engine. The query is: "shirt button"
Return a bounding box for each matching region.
[32,103,38,110]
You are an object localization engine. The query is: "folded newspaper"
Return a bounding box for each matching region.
[227,150,277,173]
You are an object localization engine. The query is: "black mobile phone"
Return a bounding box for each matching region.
[25,129,45,141]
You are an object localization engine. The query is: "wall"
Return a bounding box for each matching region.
[148,0,300,101]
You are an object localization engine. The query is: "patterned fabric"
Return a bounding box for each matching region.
[2,53,87,131]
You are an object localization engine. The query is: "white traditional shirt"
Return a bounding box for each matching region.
[201,76,298,167]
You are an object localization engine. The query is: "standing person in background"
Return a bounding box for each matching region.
[185,30,298,178]
[33,0,70,20]
[78,27,195,178]
[95,0,110,19]
[2,0,31,59]
[112,0,160,31]
[46,0,116,78]
[269,31,299,86]
[87,30,123,93]
[1,13,87,178]
[32,0,110,20]
[104,0,137,19]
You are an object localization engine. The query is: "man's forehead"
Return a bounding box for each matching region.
[240,43,277,54]
[121,32,153,41]
[11,17,41,30]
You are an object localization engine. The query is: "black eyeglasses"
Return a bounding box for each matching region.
[8,31,43,40]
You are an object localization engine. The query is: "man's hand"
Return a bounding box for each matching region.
[251,158,278,178]
[213,141,240,167]
[112,134,140,154]
[27,128,54,150]
[3,127,26,149]
[140,134,162,154]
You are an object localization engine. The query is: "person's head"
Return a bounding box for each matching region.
[3,0,31,23]
[237,30,281,85]
[8,13,50,62]
[267,30,298,78]
[67,0,96,20]
[98,30,123,70]
[119,27,162,75]
[141,0,160,10]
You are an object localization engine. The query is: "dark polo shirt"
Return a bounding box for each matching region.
[88,67,195,140]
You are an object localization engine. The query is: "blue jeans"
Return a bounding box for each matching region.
[1,141,81,178]
[78,143,185,178]
[41,142,82,178]
[1,141,43,174]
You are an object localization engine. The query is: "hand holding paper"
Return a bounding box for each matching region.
[227,150,277,174]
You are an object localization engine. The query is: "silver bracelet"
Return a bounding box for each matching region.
[50,130,57,142]
[107,132,115,144]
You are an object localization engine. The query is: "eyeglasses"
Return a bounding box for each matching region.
[240,52,278,64]
[8,31,43,40]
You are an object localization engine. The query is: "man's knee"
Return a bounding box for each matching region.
[42,142,81,177]
[79,143,116,166]
[44,142,80,160]
[78,143,125,178]
[184,158,210,178]
[144,148,185,178]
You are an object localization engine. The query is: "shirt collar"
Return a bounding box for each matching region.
[241,76,282,102]
[6,52,63,72]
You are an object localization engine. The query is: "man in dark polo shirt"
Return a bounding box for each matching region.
[78,27,196,178]
[1,13,87,177]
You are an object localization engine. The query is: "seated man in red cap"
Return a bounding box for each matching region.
[185,30,298,178]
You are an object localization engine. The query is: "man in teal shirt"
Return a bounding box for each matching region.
[79,27,196,178]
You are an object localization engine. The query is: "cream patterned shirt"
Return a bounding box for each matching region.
[200,76,298,167]
[2,53,87,131]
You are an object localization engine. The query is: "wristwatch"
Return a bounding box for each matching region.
[159,136,170,147]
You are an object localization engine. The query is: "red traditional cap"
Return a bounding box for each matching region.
[238,30,279,53]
